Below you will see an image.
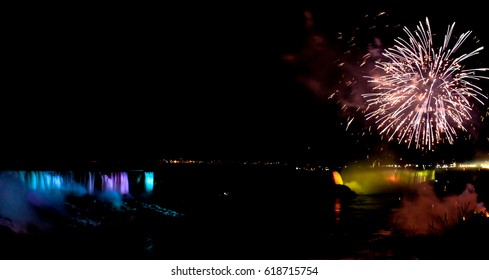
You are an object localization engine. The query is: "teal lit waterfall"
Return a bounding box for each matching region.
[17,171,83,193]
[144,172,154,192]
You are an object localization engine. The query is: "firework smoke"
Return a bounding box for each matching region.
[393,182,486,235]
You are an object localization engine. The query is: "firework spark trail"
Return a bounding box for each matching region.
[363,17,489,150]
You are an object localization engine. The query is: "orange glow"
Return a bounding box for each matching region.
[332,171,344,185]
[387,174,399,182]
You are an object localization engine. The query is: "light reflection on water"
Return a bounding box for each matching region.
[333,193,400,235]
[334,198,341,223]
[315,193,402,259]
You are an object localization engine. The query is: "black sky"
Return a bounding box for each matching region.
[3,1,489,164]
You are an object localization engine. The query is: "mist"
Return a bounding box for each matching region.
[392,182,486,235]
[0,172,53,233]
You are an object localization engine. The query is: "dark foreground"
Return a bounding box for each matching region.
[1,164,489,260]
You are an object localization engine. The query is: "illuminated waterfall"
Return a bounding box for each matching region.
[8,170,152,195]
[341,168,437,195]
[17,171,81,193]
[332,171,344,185]
[144,172,154,192]
[82,172,96,194]
[101,172,129,194]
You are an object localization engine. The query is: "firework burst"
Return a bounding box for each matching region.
[363,17,489,150]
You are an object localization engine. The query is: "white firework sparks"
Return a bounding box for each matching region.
[363,17,489,150]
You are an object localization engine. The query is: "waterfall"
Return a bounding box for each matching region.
[101,172,130,194]
[144,172,154,192]
[3,170,154,195]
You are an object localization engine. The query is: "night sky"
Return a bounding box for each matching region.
[3,1,489,165]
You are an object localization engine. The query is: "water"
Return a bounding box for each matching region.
[0,165,487,260]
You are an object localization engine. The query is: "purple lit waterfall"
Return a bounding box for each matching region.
[101,172,129,194]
